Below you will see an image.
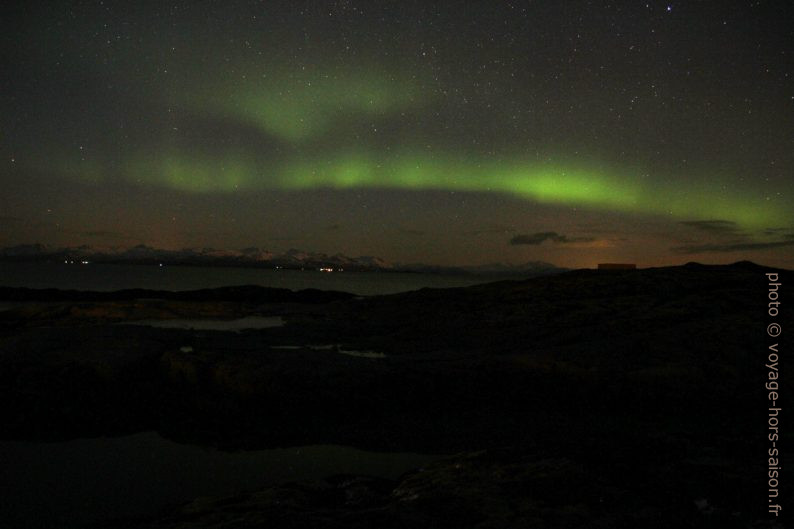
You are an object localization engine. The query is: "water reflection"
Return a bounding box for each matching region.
[0,432,438,528]
[121,315,285,331]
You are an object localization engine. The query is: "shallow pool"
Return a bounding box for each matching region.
[0,432,438,528]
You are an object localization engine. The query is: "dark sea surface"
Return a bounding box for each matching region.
[0,433,437,528]
[0,262,516,295]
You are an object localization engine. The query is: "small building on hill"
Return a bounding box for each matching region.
[598,263,637,270]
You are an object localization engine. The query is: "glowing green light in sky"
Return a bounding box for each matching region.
[129,153,258,193]
[101,150,788,229]
[37,57,791,232]
[179,68,423,142]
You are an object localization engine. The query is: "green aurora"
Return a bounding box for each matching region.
[181,69,425,142]
[52,146,786,230]
[35,63,787,230]
[5,1,792,267]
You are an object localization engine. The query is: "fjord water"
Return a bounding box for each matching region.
[0,262,507,295]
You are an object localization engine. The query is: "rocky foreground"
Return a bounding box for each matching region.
[0,262,790,528]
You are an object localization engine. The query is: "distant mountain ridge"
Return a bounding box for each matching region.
[0,243,566,276]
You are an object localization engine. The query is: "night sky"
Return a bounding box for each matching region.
[2,1,792,268]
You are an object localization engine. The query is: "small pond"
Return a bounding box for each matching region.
[0,432,439,528]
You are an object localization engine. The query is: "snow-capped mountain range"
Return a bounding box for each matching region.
[0,243,565,275]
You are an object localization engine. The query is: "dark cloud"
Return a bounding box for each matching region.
[671,239,794,254]
[768,230,794,240]
[678,220,739,233]
[510,232,595,246]
[0,216,23,222]
[399,228,425,236]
